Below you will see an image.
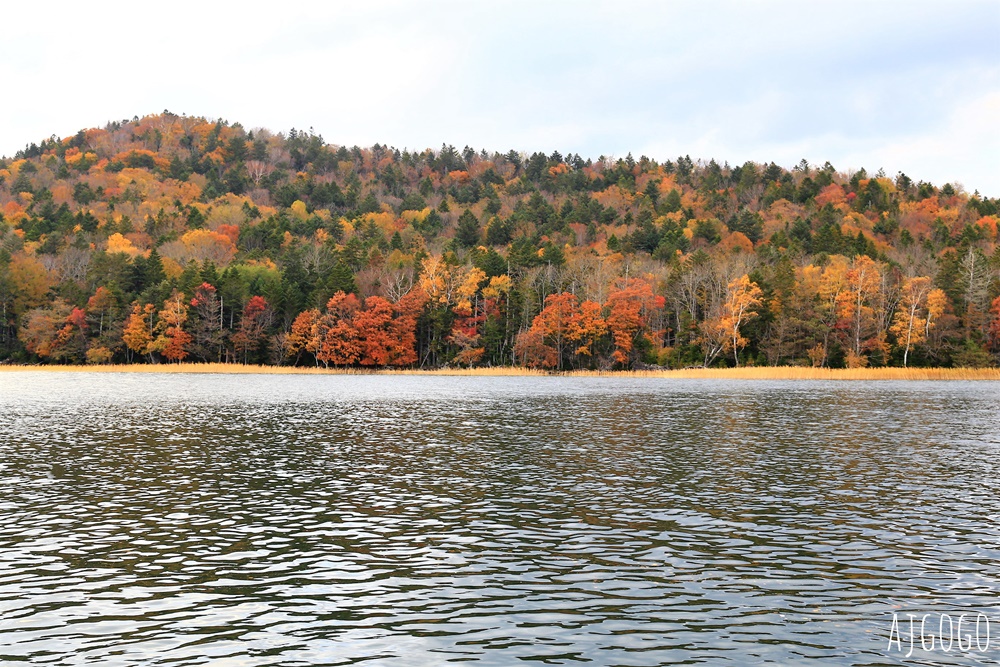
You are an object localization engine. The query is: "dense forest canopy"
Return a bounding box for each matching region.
[1,112,998,369]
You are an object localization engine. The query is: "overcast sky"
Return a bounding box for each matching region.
[2,1,998,194]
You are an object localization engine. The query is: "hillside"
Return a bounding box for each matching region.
[1,112,998,369]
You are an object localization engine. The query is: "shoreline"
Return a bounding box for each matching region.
[0,363,998,380]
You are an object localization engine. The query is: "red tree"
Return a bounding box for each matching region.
[231,296,270,364]
[317,292,362,367]
[606,279,664,366]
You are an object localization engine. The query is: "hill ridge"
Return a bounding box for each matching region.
[0,112,998,369]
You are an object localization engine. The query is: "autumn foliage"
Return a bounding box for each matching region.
[0,112,998,369]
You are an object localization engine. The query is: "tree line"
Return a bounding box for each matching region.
[1,112,998,369]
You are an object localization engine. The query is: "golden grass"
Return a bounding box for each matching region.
[0,363,359,375]
[0,363,998,380]
[563,366,1000,381]
[0,363,551,377]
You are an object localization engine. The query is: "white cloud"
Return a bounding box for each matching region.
[845,91,1000,194]
[1,0,997,193]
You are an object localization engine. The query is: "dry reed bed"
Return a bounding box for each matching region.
[0,363,998,380]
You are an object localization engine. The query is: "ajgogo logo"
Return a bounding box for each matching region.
[887,613,992,657]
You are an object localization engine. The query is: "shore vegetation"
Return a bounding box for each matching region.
[1,114,998,371]
[2,363,999,381]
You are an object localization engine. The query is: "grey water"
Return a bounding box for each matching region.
[1,373,999,666]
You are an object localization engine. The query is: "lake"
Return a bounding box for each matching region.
[1,373,998,665]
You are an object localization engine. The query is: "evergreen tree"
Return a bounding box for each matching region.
[485,216,513,246]
[455,209,481,248]
[325,260,357,298]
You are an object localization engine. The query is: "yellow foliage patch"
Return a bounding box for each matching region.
[160,256,183,280]
[289,200,310,220]
[592,185,633,210]
[654,175,678,194]
[360,211,399,235]
[401,207,430,224]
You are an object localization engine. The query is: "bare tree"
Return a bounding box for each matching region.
[245,160,272,188]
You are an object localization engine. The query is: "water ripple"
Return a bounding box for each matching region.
[0,374,998,665]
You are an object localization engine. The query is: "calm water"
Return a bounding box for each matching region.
[1,373,999,666]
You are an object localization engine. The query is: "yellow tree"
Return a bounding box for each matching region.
[287,308,321,365]
[837,256,882,367]
[8,254,52,317]
[890,276,932,367]
[122,303,156,362]
[150,291,192,362]
[447,266,487,365]
[926,289,947,336]
[706,274,764,367]
[418,256,487,366]
[417,255,451,305]
[923,288,949,359]
[454,267,486,315]
[810,256,851,366]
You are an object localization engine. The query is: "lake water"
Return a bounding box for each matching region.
[1,373,999,666]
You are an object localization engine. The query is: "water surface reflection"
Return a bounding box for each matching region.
[1,374,998,665]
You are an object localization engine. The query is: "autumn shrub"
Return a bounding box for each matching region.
[845,351,869,368]
[85,346,113,365]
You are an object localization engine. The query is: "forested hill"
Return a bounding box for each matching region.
[1,112,999,369]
